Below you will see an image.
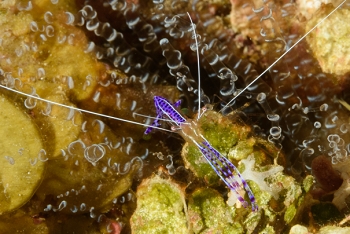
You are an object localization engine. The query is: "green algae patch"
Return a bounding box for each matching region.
[306,5,350,78]
[228,138,255,161]
[130,174,189,234]
[197,111,250,155]
[244,211,262,234]
[181,142,219,184]
[302,175,314,193]
[284,205,297,224]
[259,224,275,234]
[188,188,243,234]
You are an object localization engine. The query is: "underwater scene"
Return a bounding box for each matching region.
[0,0,350,233]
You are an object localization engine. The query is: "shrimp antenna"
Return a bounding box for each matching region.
[133,112,179,124]
[186,12,202,120]
[219,0,347,113]
[0,84,173,133]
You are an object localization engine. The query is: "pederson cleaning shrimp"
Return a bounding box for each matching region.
[143,13,259,211]
[0,1,346,231]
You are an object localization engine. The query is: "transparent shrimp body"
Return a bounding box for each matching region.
[145,95,258,211]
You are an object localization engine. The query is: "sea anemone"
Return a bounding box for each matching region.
[1,0,350,232]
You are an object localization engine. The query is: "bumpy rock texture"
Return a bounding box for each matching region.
[1,0,350,233]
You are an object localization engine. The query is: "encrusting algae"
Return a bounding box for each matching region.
[130,172,188,234]
[1,0,350,233]
[306,4,350,79]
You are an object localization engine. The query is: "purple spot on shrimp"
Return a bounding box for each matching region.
[199,140,258,211]
[145,96,186,134]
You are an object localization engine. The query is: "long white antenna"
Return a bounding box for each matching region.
[0,84,173,133]
[219,0,346,113]
[133,112,179,124]
[187,12,202,120]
